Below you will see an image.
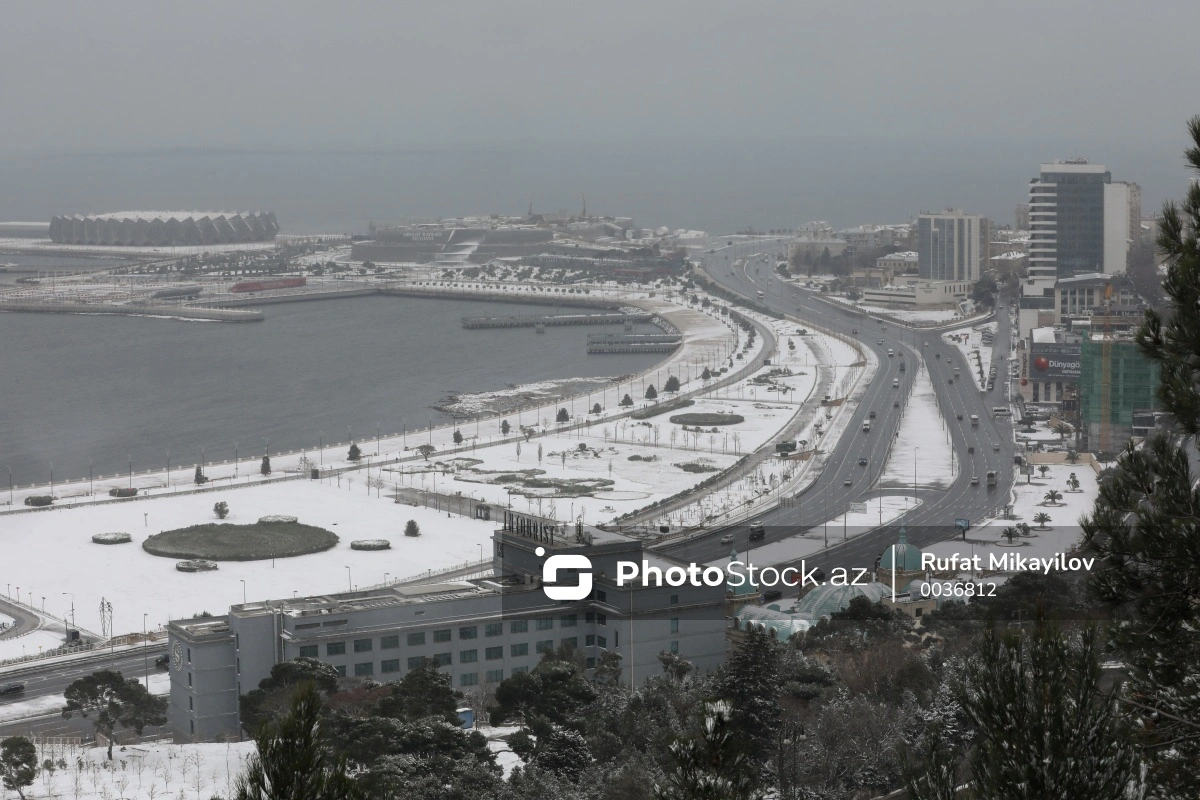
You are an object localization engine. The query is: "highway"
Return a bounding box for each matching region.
[661,237,1016,574]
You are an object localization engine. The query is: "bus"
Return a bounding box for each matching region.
[992,407,1012,417]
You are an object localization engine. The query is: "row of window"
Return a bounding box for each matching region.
[300,635,604,663]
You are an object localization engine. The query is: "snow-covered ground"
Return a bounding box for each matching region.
[879,360,956,489]
[742,496,922,567]
[2,741,256,800]
[481,724,524,777]
[0,673,169,725]
[856,304,964,323]
[0,629,69,662]
[924,463,1098,570]
[0,481,497,636]
[942,322,996,391]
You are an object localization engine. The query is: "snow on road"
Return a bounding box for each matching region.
[878,360,956,489]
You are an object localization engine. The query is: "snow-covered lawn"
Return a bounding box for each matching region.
[743,496,922,567]
[6,741,257,800]
[0,629,69,662]
[924,463,1099,570]
[879,361,956,489]
[942,322,996,391]
[0,481,497,637]
[857,304,964,324]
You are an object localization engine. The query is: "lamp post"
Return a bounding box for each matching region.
[240,580,246,605]
[62,593,75,629]
[165,450,170,487]
[234,441,239,477]
[143,613,149,690]
[128,454,133,489]
[346,566,352,591]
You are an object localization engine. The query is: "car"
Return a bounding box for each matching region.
[719,533,735,545]
[924,341,930,347]
[948,378,953,384]
[968,446,975,454]
[868,411,877,418]
[0,682,24,696]
[956,414,963,420]
[851,328,859,334]
[935,353,941,359]
[843,479,852,486]
[970,476,980,485]
[858,458,868,466]
[994,443,1001,451]
[893,401,900,407]
[155,654,170,669]
[748,523,766,541]
[877,339,885,345]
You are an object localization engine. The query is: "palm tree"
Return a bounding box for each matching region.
[1043,489,1063,506]
[1037,465,1050,479]
[1052,421,1071,442]
[1018,522,1032,537]
[1068,474,1081,492]
[1001,527,1020,545]
[1032,512,1052,530]
[1066,449,1079,463]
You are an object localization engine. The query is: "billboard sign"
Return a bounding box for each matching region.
[955,518,970,531]
[849,502,868,515]
[1030,342,1081,382]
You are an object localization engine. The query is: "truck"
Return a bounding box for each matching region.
[862,421,871,433]
[774,440,797,454]
[986,470,998,486]
[970,415,979,426]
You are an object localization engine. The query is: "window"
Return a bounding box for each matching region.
[536,618,553,631]
[585,612,595,624]
[561,637,577,650]
[670,594,679,605]
[512,666,529,675]
[407,656,425,670]
[510,620,528,634]
[407,632,426,647]
[536,639,554,654]
[511,643,529,657]
[597,590,607,602]
[485,646,503,660]
[670,618,679,634]
[485,622,503,637]
[485,669,504,683]
[335,665,346,677]
[614,630,618,647]
[189,697,193,710]
[460,673,478,686]
[353,638,373,653]
[433,629,451,643]
[381,635,399,650]
[326,642,346,656]
[585,634,595,647]
[597,636,607,649]
[354,662,374,677]
[460,649,478,663]
[586,657,596,669]
[299,645,318,658]
[561,614,577,628]
[459,626,478,640]
[381,659,400,674]
[670,641,679,654]
[187,672,192,687]
[433,652,452,667]
[597,613,607,627]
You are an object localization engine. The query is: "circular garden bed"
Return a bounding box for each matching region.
[668,412,745,426]
[350,539,392,551]
[92,532,132,545]
[144,521,338,562]
[176,560,219,572]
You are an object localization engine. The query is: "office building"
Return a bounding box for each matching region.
[166,512,728,742]
[916,210,983,283]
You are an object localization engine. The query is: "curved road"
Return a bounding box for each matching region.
[661,237,1015,574]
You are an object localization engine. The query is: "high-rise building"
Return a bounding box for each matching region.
[1027,159,1108,281]
[916,209,982,282]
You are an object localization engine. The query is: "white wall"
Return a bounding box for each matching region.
[1104,182,1130,275]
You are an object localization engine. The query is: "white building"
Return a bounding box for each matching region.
[917,210,983,283]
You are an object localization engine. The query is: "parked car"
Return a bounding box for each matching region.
[0,682,25,696]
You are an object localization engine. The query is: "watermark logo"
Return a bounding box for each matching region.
[536,546,593,601]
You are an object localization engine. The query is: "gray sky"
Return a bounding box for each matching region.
[3,0,1198,154]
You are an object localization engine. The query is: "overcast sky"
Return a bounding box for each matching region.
[3,0,1198,155]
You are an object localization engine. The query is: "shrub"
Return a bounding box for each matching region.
[108,487,138,498]
[404,520,421,537]
[214,501,229,519]
[348,443,362,461]
[23,495,53,507]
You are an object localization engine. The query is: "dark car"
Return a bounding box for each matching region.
[869,410,877,418]
[956,413,963,420]
[0,682,25,696]
[858,458,868,465]
[851,328,859,334]
[893,401,900,407]
[748,523,766,541]
[154,654,170,669]
[935,353,941,359]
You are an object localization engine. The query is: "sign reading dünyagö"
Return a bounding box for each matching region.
[1030,342,1081,381]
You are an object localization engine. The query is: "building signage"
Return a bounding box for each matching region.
[1029,342,1081,382]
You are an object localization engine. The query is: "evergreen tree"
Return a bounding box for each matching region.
[645,384,658,400]
[1081,116,1200,797]
[500,419,511,435]
[620,393,634,407]
[556,408,570,423]
[654,700,762,800]
[260,455,271,475]
[375,659,460,723]
[404,519,421,537]
[716,627,782,763]
[235,683,363,800]
[0,736,36,800]
[592,402,602,414]
[61,670,168,760]
[348,443,362,461]
[949,624,1139,800]
[214,501,229,519]
[452,429,464,444]
[664,375,681,392]
[240,657,340,734]
[701,367,712,380]
[194,464,207,485]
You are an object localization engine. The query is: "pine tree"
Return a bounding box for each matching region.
[348,443,362,461]
[214,501,229,519]
[500,419,511,435]
[654,700,762,800]
[1081,116,1200,798]
[0,736,37,800]
[61,670,168,761]
[260,455,271,475]
[701,367,712,380]
[193,464,207,485]
[716,627,781,763]
[620,393,634,407]
[235,683,363,800]
[645,384,658,400]
[664,375,681,392]
[953,625,1138,800]
[404,519,420,537]
[556,408,570,423]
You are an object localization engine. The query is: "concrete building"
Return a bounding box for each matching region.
[1027,160,1135,280]
[860,278,971,308]
[1053,273,1141,327]
[875,251,919,274]
[166,512,728,742]
[787,236,848,262]
[917,210,983,283]
[1015,204,1031,230]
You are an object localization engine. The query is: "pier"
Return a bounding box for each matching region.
[586,332,682,354]
[461,312,654,329]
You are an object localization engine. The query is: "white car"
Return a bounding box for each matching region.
[720,533,735,545]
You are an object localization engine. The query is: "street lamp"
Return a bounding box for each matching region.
[143,613,149,690]
[345,566,352,591]
[62,593,75,629]
[240,579,246,605]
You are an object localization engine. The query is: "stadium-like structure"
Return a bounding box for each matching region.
[49,211,279,246]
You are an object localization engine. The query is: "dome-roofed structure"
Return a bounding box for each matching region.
[790,580,892,621]
[879,528,924,572]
